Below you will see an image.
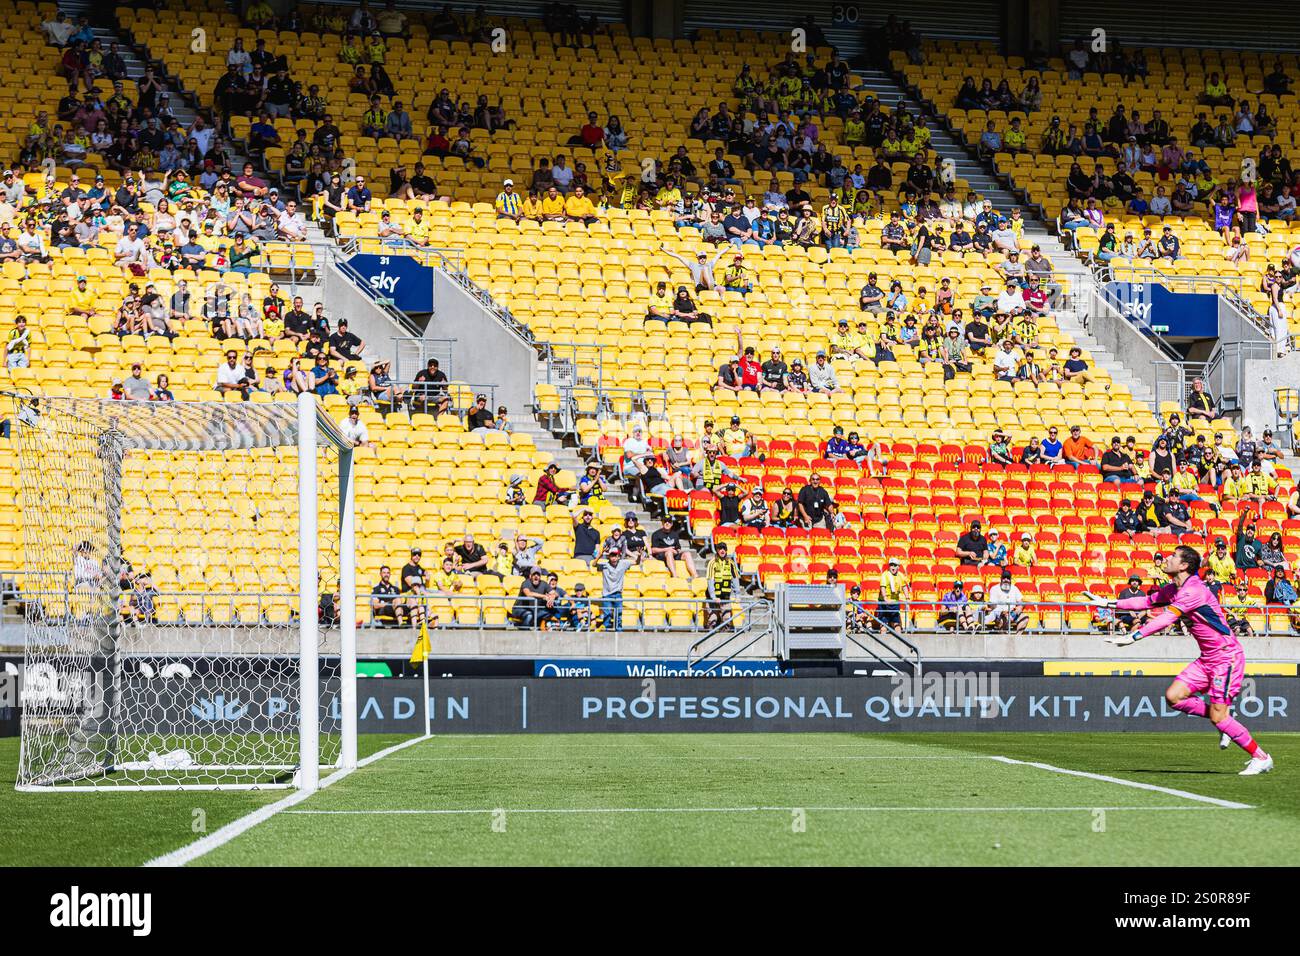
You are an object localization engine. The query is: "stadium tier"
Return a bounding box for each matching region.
[897,42,1300,332]
[0,2,1297,635]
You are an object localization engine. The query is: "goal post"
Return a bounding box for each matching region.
[8,391,356,792]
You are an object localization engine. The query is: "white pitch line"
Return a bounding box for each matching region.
[988,755,1255,810]
[283,804,1237,816]
[388,754,992,761]
[142,735,433,868]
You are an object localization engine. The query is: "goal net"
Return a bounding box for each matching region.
[10,392,356,791]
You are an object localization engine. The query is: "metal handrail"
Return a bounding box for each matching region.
[331,253,426,338]
[335,232,533,342]
[4,584,1296,637]
[684,599,771,673]
[846,608,923,677]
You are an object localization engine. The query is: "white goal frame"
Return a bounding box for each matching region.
[11,391,357,793]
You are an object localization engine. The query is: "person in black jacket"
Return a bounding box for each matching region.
[1113,499,1144,536]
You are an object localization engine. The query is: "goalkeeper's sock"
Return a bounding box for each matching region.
[1172,696,1208,718]
[1214,715,1260,757]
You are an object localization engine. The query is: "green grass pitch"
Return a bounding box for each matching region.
[2,733,1298,866]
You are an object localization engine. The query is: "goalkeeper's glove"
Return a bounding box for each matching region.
[1079,590,1115,610]
[1103,629,1145,647]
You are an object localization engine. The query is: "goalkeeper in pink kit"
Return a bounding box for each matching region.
[1102,545,1274,775]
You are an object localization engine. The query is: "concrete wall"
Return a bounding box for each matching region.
[1084,287,1181,401]
[428,270,536,412]
[1241,352,1300,437]
[322,261,410,367]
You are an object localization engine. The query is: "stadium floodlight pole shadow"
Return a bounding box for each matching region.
[7,392,357,793]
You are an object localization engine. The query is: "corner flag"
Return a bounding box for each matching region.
[410,618,432,666]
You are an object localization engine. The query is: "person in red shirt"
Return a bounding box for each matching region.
[1023,278,1050,315]
[735,328,761,391]
[424,125,450,156]
[575,111,605,150]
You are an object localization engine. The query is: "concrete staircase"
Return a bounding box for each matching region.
[855,68,1016,214]
[63,0,258,175]
[860,67,1158,410]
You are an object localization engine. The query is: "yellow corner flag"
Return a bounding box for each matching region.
[409,618,432,666]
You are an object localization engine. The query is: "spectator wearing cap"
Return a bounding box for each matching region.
[399,546,429,625]
[784,357,810,392]
[1100,437,1140,484]
[1206,536,1237,582]
[1101,573,1145,630]
[739,485,770,528]
[1012,532,1036,568]
[339,405,373,448]
[466,393,494,430]
[494,179,521,220]
[572,508,601,563]
[1062,425,1098,466]
[618,423,652,483]
[825,425,851,459]
[938,580,966,630]
[981,529,1008,567]
[955,520,987,566]
[718,415,752,458]
[532,463,569,505]
[796,473,834,530]
[122,362,153,401]
[650,516,697,578]
[722,253,753,293]
[596,543,639,631]
[987,430,1014,466]
[808,350,840,393]
[1158,224,1182,261]
[830,317,869,362]
[661,242,726,292]
[692,446,737,496]
[859,272,885,312]
[877,557,910,632]
[971,282,997,319]
[576,463,607,506]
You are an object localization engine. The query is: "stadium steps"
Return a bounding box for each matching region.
[67,14,200,134]
[855,69,1018,212]
[859,68,1158,410]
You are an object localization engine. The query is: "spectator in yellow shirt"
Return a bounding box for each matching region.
[539,186,567,221]
[67,274,97,319]
[521,189,544,221]
[1004,117,1026,153]
[564,185,598,225]
[843,110,865,146]
[408,208,431,247]
[1206,537,1237,582]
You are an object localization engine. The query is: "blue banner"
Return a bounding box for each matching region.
[534,659,787,678]
[1105,281,1218,338]
[347,252,434,313]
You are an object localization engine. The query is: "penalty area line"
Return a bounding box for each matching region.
[988,755,1255,810]
[142,734,434,868]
